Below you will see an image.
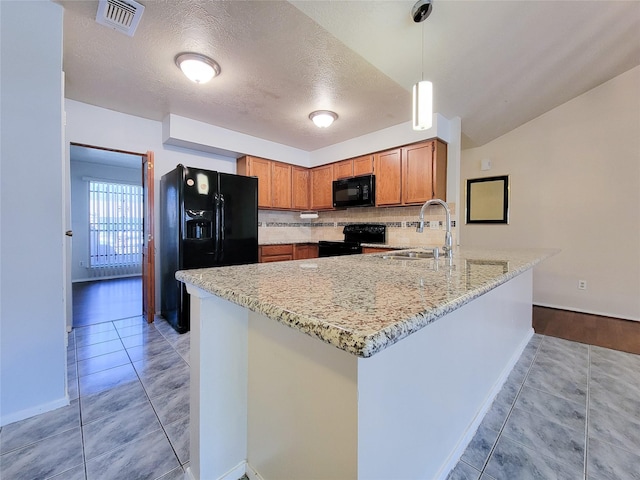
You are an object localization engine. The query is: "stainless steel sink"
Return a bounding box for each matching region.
[380,250,437,260]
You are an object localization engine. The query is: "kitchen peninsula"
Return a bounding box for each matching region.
[177,247,557,480]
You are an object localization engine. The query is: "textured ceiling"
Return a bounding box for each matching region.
[60,1,640,151]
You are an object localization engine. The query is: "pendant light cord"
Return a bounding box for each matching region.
[421,21,425,81]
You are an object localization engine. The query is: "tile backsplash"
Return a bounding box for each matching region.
[258,204,457,248]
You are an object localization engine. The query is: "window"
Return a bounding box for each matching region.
[89,181,143,268]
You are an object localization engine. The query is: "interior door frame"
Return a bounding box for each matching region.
[66,142,155,327]
[142,151,155,323]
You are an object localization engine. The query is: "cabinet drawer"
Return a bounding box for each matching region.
[261,244,294,256]
[261,254,293,263]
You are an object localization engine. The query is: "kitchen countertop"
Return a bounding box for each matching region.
[176,247,557,358]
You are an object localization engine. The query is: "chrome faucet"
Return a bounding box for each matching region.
[417,199,453,257]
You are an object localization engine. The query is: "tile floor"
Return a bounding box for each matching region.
[2,326,639,480]
[447,334,640,480]
[0,315,190,480]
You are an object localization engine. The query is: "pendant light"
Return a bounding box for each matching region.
[412,0,433,131]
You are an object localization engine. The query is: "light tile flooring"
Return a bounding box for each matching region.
[2,325,640,480]
[0,315,190,480]
[447,334,640,480]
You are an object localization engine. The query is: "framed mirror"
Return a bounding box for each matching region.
[466,175,509,224]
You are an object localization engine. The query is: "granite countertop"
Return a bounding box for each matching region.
[176,247,557,358]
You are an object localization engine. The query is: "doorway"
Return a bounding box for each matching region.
[68,144,152,328]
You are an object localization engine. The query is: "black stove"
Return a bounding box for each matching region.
[318,224,386,257]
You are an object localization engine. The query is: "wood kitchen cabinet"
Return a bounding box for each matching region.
[333,160,354,180]
[402,140,447,204]
[237,156,272,208]
[374,148,402,206]
[259,243,318,262]
[353,155,374,176]
[238,156,293,210]
[271,161,292,209]
[362,247,394,254]
[310,164,334,210]
[259,244,294,263]
[291,166,310,210]
[375,140,447,207]
[294,243,319,260]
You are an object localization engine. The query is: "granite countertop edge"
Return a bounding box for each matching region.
[176,248,557,358]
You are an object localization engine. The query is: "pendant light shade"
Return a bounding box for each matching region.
[412,80,432,130]
[175,53,220,84]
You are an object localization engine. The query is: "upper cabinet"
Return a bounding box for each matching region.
[374,148,402,206]
[333,159,354,180]
[237,156,272,208]
[237,156,292,210]
[292,166,310,210]
[375,140,447,207]
[238,139,446,211]
[271,161,292,209]
[310,164,334,210]
[353,155,374,176]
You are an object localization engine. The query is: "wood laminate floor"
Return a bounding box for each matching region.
[72,277,142,327]
[533,305,640,355]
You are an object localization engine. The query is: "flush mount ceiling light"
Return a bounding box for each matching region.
[175,52,221,84]
[309,110,338,128]
[412,0,433,131]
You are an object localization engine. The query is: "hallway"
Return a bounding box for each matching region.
[72,277,142,327]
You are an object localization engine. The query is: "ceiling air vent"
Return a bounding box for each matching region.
[96,0,145,37]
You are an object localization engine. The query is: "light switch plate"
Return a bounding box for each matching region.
[481,159,492,171]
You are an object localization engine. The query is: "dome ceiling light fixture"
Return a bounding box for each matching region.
[412,0,433,131]
[309,110,338,128]
[175,52,221,84]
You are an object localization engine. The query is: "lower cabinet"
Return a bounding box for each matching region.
[362,247,394,254]
[294,243,319,260]
[259,244,293,263]
[259,243,319,263]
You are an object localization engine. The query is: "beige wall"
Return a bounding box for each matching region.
[460,66,640,320]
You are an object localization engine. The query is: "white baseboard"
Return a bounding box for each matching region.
[534,302,639,322]
[245,463,265,480]
[183,466,195,480]
[435,328,534,480]
[184,461,264,480]
[0,396,70,427]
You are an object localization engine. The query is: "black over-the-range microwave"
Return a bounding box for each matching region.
[332,174,376,208]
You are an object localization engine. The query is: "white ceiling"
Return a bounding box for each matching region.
[59,0,640,152]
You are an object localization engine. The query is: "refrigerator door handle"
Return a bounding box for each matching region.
[213,193,221,263]
[219,194,225,262]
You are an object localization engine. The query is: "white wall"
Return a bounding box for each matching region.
[70,160,142,282]
[460,66,640,321]
[0,1,67,425]
[65,100,238,311]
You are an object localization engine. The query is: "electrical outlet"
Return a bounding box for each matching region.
[578,280,587,290]
[430,220,439,230]
[79,260,84,267]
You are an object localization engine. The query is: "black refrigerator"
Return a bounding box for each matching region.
[160,164,258,333]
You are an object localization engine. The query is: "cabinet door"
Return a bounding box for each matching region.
[402,141,434,205]
[374,149,402,206]
[362,247,394,254]
[432,140,448,201]
[271,162,292,209]
[292,166,310,210]
[333,160,353,180]
[310,164,334,210]
[353,155,374,176]
[241,156,271,208]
